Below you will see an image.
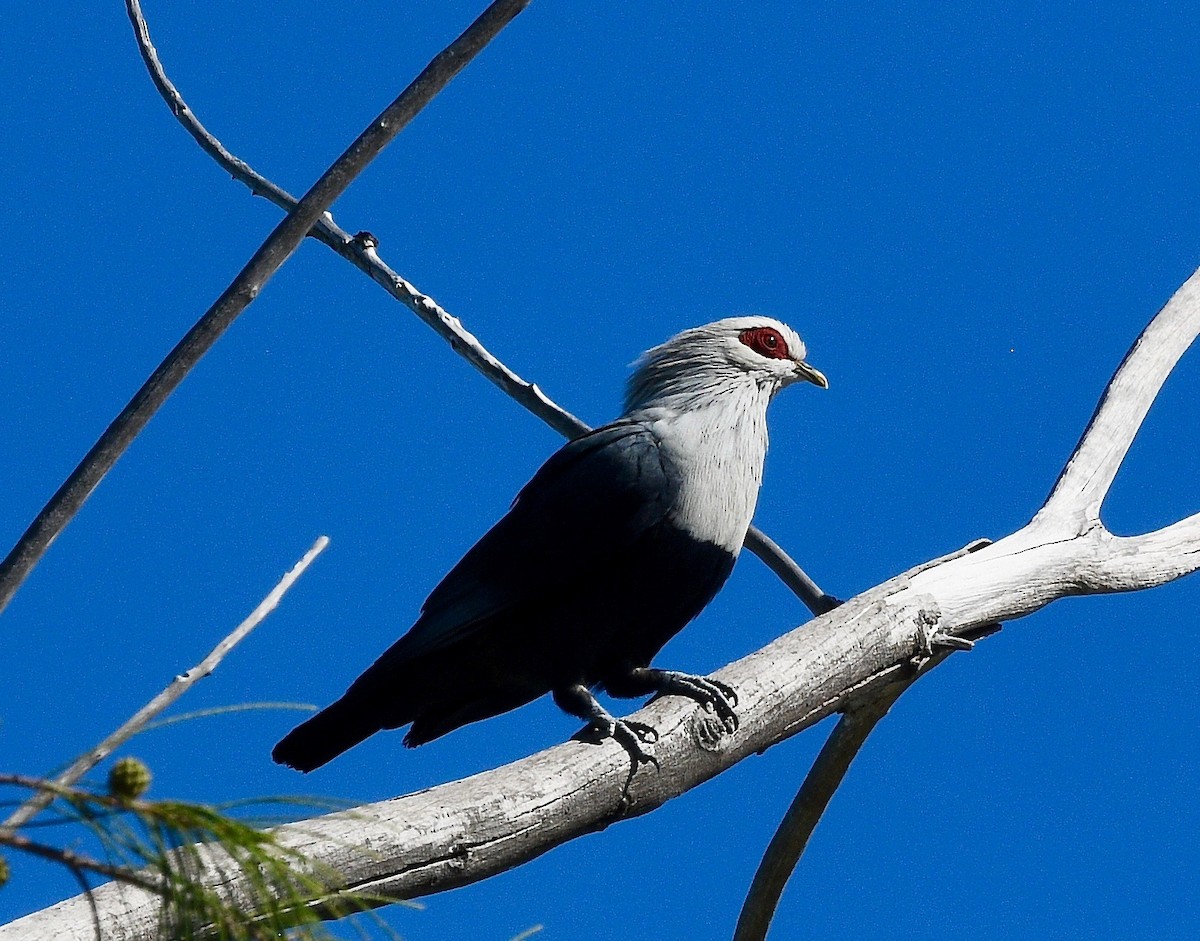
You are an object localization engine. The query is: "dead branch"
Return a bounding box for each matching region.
[732,692,900,941]
[0,0,531,618]
[117,0,833,618]
[726,267,1200,938]
[1,537,328,833]
[6,270,1197,940]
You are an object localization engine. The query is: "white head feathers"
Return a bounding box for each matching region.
[623,316,826,415]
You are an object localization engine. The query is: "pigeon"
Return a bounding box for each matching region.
[273,317,826,772]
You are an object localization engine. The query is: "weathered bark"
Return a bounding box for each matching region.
[6,266,1198,941]
[0,559,975,941]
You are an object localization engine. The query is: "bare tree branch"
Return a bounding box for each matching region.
[7,269,1195,941]
[1,537,329,833]
[125,0,303,222]
[1084,512,1200,589]
[117,0,834,618]
[0,558,971,941]
[902,274,1200,627]
[0,773,69,792]
[733,693,901,941]
[0,0,531,618]
[0,831,162,896]
[1040,272,1200,529]
[732,613,1002,941]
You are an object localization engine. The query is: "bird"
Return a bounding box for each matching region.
[273,317,827,773]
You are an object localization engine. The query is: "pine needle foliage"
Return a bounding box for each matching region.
[1,774,407,940]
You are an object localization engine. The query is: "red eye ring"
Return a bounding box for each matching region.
[738,327,790,361]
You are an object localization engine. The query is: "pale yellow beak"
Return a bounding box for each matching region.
[794,361,829,389]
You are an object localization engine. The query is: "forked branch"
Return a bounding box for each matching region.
[1040,271,1200,528]
[903,267,1200,625]
[8,273,1197,941]
[117,0,833,617]
[0,0,531,618]
[731,269,1200,939]
[732,692,902,941]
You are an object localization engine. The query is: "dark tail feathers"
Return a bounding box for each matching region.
[272,695,384,773]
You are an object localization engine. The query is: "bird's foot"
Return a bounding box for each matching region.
[578,716,661,772]
[555,685,660,779]
[643,669,739,734]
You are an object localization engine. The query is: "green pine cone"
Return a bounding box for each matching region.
[108,756,152,801]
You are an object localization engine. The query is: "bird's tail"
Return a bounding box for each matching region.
[272,694,384,773]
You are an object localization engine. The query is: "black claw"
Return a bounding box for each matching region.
[669,674,739,732]
[707,677,739,707]
[604,669,740,740]
[556,684,660,787]
[624,719,659,744]
[576,718,659,771]
[717,704,739,734]
[701,678,737,714]
[609,720,660,772]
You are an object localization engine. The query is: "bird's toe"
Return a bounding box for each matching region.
[624,719,659,744]
[708,694,739,733]
[707,677,739,707]
[610,720,660,771]
[576,716,617,743]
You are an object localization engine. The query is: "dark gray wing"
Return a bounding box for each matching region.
[385,421,675,662]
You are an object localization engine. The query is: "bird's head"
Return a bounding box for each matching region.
[623,316,827,414]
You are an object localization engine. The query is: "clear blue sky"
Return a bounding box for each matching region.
[2,2,1199,938]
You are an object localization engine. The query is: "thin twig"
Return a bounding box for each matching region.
[140,701,317,733]
[0,829,163,895]
[1,536,329,832]
[0,0,531,618]
[120,0,831,617]
[742,527,838,614]
[733,690,903,941]
[0,773,81,795]
[732,612,1003,941]
[127,0,586,439]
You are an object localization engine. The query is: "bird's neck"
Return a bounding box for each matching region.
[627,384,771,554]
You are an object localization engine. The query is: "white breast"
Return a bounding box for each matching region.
[646,393,770,554]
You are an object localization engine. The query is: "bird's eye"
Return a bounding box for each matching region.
[738,327,790,361]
